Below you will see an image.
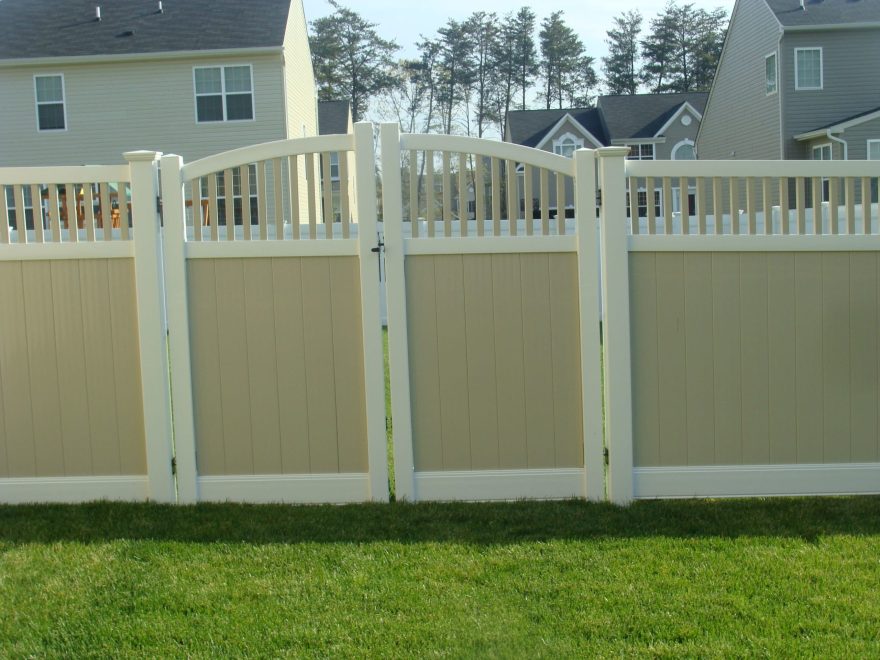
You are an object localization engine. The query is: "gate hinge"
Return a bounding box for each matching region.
[596,189,603,208]
[603,447,609,466]
[171,457,177,475]
[156,195,163,214]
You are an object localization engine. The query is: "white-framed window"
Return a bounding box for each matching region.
[626,144,655,160]
[795,48,823,91]
[553,133,583,158]
[812,142,832,202]
[200,164,258,224]
[34,74,67,131]
[626,188,662,219]
[193,65,254,123]
[868,140,880,161]
[672,140,696,161]
[765,52,778,95]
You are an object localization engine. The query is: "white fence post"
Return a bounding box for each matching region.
[354,122,390,503]
[160,154,199,504]
[380,122,416,502]
[574,149,605,501]
[125,150,176,503]
[597,147,634,505]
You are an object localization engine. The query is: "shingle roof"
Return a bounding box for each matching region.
[795,104,880,136]
[505,93,708,148]
[764,0,880,27]
[596,92,708,140]
[506,108,607,148]
[318,101,351,135]
[0,0,292,60]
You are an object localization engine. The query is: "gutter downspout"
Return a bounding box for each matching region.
[827,130,848,160]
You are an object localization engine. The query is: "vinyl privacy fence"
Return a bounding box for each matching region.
[0,123,878,505]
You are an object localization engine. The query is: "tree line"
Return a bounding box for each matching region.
[309,1,727,137]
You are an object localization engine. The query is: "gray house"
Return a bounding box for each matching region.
[0,0,318,167]
[696,0,880,161]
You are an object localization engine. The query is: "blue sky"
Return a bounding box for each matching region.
[301,0,738,61]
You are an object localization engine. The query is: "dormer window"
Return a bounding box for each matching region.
[553,133,583,158]
[795,48,822,91]
[194,65,255,123]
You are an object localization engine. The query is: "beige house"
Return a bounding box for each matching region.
[0,0,318,167]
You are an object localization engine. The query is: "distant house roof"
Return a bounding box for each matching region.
[318,101,352,135]
[596,92,708,140]
[794,105,880,140]
[763,0,880,27]
[506,92,708,148]
[0,0,293,61]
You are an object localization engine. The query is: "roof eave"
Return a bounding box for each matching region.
[0,45,283,69]
[783,22,880,32]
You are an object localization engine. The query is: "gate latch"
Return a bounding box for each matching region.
[371,239,385,254]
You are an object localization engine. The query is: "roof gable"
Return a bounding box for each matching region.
[318,101,352,135]
[596,93,708,140]
[0,0,293,61]
[763,0,880,27]
[534,114,605,150]
[506,107,608,148]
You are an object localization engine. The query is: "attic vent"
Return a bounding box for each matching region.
[158,1,164,13]
[95,5,101,21]
[117,30,135,38]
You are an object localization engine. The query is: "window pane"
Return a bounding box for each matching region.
[38,103,65,130]
[673,143,695,160]
[797,50,820,88]
[194,68,222,94]
[224,66,252,93]
[766,55,777,93]
[868,142,880,161]
[35,76,63,102]
[225,93,253,120]
[197,95,224,122]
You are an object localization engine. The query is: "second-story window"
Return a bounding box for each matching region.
[795,48,822,91]
[553,133,583,158]
[194,65,254,123]
[34,74,66,131]
[765,53,777,95]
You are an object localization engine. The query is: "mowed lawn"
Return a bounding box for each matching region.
[1,497,880,657]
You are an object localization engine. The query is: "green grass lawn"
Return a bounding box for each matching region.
[1,497,879,657]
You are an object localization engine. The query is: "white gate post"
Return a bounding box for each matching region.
[380,122,416,502]
[574,149,605,502]
[125,150,176,503]
[596,147,634,505]
[354,122,390,503]
[159,154,199,504]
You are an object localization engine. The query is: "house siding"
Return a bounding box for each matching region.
[842,118,880,161]
[696,0,782,160]
[283,0,318,139]
[655,108,701,160]
[0,53,287,166]
[781,29,880,160]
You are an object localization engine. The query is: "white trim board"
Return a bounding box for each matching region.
[197,474,371,504]
[405,235,576,255]
[652,102,703,138]
[628,234,880,252]
[185,238,358,259]
[0,476,149,504]
[0,242,134,260]
[534,113,605,151]
[412,468,586,502]
[633,464,880,499]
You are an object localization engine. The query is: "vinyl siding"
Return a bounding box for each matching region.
[283,0,318,139]
[843,118,880,161]
[781,29,880,160]
[0,54,287,166]
[696,0,783,160]
[655,108,701,160]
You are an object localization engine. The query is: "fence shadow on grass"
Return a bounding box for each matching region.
[0,497,879,546]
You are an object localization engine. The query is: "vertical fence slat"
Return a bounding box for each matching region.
[629,178,639,235]
[409,150,419,238]
[287,156,299,240]
[82,183,96,242]
[208,174,219,241]
[340,151,351,239]
[13,184,26,244]
[65,183,78,243]
[779,177,789,235]
[257,161,268,240]
[224,168,235,241]
[697,177,706,235]
[31,184,44,243]
[426,150,435,237]
[442,151,452,237]
[712,177,723,235]
[305,153,317,240]
[729,177,739,235]
[118,183,130,241]
[241,165,252,241]
[99,183,111,242]
[190,179,202,241]
[474,153,485,237]
[845,177,856,235]
[523,164,533,236]
[274,157,285,240]
[862,177,871,235]
[491,156,501,236]
[811,176,822,235]
[321,152,334,237]
[458,153,468,237]
[679,176,689,235]
[508,159,519,237]
[746,177,757,235]
[556,173,565,236]
[540,168,550,236]
[762,178,772,235]
[795,177,805,235]
[646,177,656,235]
[0,185,8,244]
[662,177,673,234]
[829,177,839,235]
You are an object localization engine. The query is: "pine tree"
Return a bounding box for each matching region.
[434,19,476,134]
[602,10,642,95]
[539,11,592,109]
[309,1,399,122]
[463,12,500,138]
[640,5,677,93]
